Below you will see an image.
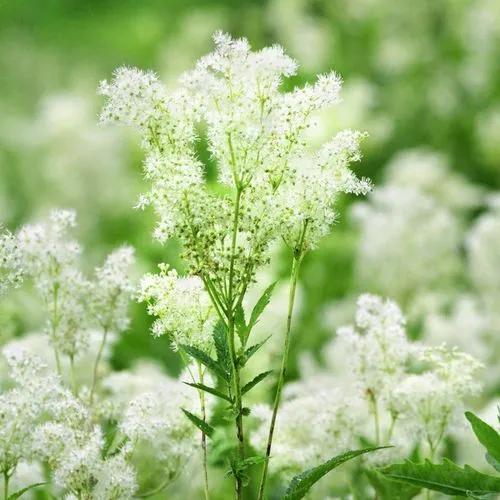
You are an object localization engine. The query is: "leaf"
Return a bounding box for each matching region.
[184,382,233,402]
[8,482,47,499]
[227,455,268,484]
[241,370,273,395]
[239,335,271,366]
[466,411,500,472]
[213,320,232,375]
[380,459,500,497]
[234,303,247,345]
[180,344,229,382]
[247,282,276,334]
[365,469,421,500]
[282,446,389,500]
[182,408,215,438]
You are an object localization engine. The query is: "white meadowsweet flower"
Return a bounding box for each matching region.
[93,452,137,500]
[119,375,200,480]
[466,195,500,310]
[331,294,415,399]
[98,67,167,131]
[0,347,84,476]
[101,31,369,290]
[251,385,361,478]
[17,210,92,358]
[352,186,461,304]
[0,228,23,296]
[91,245,135,333]
[389,346,482,455]
[138,264,216,352]
[384,148,483,212]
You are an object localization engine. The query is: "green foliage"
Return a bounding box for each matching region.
[247,282,276,337]
[282,447,388,500]
[233,283,275,347]
[241,370,273,395]
[7,483,46,500]
[181,408,215,438]
[365,468,421,499]
[238,336,271,367]
[228,455,268,485]
[179,344,230,382]
[466,412,500,472]
[380,459,500,498]
[213,320,232,376]
[184,381,233,402]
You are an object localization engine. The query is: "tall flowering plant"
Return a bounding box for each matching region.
[100,32,372,499]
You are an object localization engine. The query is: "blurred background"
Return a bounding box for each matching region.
[1,0,499,447]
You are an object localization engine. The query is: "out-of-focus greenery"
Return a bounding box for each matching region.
[0,2,499,496]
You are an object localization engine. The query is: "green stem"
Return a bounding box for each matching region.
[89,327,108,405]
[3,471,9,499]
[257,252,303,500]
[51,284,62,377]
[70,355,78,395]
[367,389,380,445]
[198,364,210,500]
[227,187,245,500]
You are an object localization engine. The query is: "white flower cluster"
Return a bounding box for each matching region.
[390,345,482,455]
[333,294,415,395]
[0,346,204,498]
[384,148,483,212]
[0,228,23,296]
[102,360,213,487]
[91,245,135,333]
[320,294,482,463]
[351,149,485,311]
[251,386,361,478]
[138,264,216,352]
[1,346,136,499]
[15,210,135,363]
[17,210,91,358]
[466,195,500,314]
[100,32,369,298]
[352,186,461,304]
[118,368,203,484]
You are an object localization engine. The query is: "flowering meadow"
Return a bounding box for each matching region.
[1,2,500,500]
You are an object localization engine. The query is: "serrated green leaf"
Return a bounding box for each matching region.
[365,468,421,500]
[8,482,46,499]
[227,455,268,482]
[234,303,247,345]
[239,335,271,366]
[247,283,276,334]
[184,382,233,402]
[213,320,232,375]
[182,408,215,438]
[466,411,500,472]
[180,344,230,382]
[380,459,500,497]
[242,370,273,395]
[283,446,388,500]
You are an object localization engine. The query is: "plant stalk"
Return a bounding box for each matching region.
[227,187,245,500]
[89,327,108,405]
[3,471,9,499]
[198,363,210,500]
[257,252,303,500]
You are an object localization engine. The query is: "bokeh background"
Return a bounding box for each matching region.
[1,0,500,485]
